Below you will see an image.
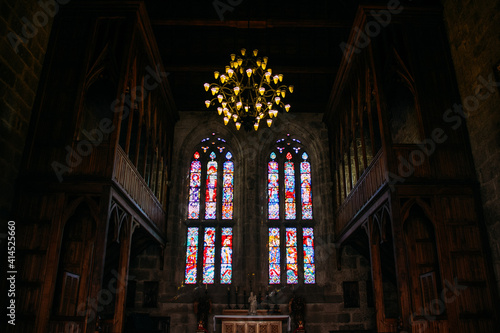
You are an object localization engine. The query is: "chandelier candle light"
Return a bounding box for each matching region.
[204,48,294,131]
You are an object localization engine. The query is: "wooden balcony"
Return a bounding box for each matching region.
[113,145,166,233]
[336,150,386,237]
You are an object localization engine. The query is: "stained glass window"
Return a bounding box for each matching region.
[286,228,298,284]
[188,152,201,219]
[220,227,233,284]
[222,152,234,220]
[303,228,315,284]
[301,152,312,220]
[285,153,296,219]
[269,228,281,284]
[268,152,279,219]
[205,152,218,219]
[203,227,216,284]
[267,148,312,221]
[267,135,315,284]
[185,134,235,285]
[185,227,199,284]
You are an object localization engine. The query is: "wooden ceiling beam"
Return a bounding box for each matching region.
[151,18,350,28]
[164,65,337,74]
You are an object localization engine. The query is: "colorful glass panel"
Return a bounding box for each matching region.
[303,228,315,284]
[205,160,218,219]
[269,228,280,284]
[285,161,296,219]
[188,158,201,219]
[286,228,298,284]
[222,159,234,219]
[268,159,279,219]
[185,227,199,284]
[221,227,233,284]
[203,227,216,284]
[301,160,312,220]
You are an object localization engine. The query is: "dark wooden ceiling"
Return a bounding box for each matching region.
[144,0,360,113]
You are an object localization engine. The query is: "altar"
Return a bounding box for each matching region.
[212,310,291,333]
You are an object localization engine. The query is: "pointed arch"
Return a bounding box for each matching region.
[403,202,443,318]
[62,196,101,231]
[183,132,236,285]
[265,133,316,285]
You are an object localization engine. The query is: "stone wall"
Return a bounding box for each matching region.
[128,111,376,332]
[129,243,376,333]
[0,0,58,221]
[442,0,500,293]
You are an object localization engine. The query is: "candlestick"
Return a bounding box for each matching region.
[226,286,231,309]
[235,287,240,309]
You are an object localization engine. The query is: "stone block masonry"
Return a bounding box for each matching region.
[0,0,55,222]
[442,0,500,295]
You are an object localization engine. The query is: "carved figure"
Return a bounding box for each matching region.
[248,292,258,315]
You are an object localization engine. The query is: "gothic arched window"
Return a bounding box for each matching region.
[267,135,315,285]
[184,134,234,285]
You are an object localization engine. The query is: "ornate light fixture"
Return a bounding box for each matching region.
[204,48,294,131]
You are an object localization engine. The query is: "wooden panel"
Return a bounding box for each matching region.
[447,225,481,251]
[247,323,257,333]
[236,323,245,333]
[456,285,491,315]
[68,143,112,178]
[419,272,437,314]
[392,145,431,178]
[221,321,282,333]
[58,272,80,316]
[223,323,235,333]
[440,196,476,223]
[458,319,495,332]
[258,323,268,333]
[451,253,487,282]
[434,146,473,179]
[113,145,166,230]
[48,317,85,333]
[411,320,449,333]
[15,193,62,320]
[269,323,280,333]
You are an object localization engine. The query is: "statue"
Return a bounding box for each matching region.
[248,292,258,315]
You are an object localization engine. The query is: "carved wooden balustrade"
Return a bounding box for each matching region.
[335,150,386,237]
[113,145,166,232]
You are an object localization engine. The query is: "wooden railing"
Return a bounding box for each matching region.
[336,150,386,236]
[113,146,166,231]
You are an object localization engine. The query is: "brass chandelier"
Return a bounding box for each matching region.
[204,48,294,131]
